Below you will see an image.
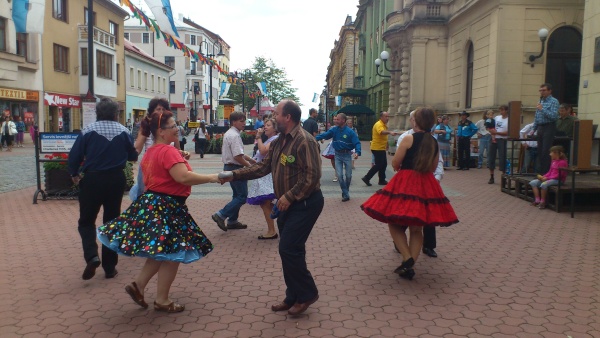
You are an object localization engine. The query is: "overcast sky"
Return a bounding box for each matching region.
[128,0,360,118]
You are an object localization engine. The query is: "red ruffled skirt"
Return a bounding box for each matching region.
[361,169,459,227]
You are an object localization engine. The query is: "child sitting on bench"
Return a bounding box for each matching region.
[530,145,568,209]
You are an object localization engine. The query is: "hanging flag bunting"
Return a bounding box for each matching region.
[144,0,179,37]
[256,82,268,97]
[119,0,231,79]
[12,0,45,34]
[220,82,231,98]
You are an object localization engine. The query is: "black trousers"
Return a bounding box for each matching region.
[277,190,324,305]
[423,226,436,249]
[78,169,125,272]
[457,137,471,168]
[364,150,387,183]
[537,123,556,174]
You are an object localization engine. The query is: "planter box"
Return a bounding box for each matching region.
[45,169,77,194]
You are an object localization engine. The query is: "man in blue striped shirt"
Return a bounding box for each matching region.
[533,83,559,173]
[316,113,361,201]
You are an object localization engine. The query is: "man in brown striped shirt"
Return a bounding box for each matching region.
[220,99,324,316]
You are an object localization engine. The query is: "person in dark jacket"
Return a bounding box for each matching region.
[68,98,138,280]
[455,111,478,170]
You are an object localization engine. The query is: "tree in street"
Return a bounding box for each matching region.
[229,57,300,112]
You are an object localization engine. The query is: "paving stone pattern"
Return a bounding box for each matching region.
[1,140,599,337]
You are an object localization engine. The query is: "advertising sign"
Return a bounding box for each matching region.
[44,92,82,108]
[40,133,79,153]
[187,121,199,128]
[82,101,97,127]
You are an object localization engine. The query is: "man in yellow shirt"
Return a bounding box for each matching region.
[362,111,397,186]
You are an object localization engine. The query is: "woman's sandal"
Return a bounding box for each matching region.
[125,282,148,308]
[154,301,185,313]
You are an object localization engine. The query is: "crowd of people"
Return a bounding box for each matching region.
[66,81,574,316]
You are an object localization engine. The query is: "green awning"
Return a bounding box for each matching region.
[338,88,367,97]
[337,104,375,115]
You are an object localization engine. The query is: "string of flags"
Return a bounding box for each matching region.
[119,0,231,79]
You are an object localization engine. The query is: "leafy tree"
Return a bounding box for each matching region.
[228,57,300,113]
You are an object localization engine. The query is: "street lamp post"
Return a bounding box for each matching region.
[200,40,224,124]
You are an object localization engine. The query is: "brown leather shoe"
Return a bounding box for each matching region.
[271,302,292,312]
[287,295,319,315]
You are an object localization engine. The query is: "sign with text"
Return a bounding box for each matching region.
[44,92,82,108]
[187,121,199,128]
[82,102,97,127]
[40,133,79,153]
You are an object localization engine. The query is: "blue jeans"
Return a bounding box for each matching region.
[478,134,491,167]
[521,147,537,173]
[530,178,558,190]
[334,152,353,199]
[217,164,248,224]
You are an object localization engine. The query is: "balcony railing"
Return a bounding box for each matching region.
[426,5,441,17]
[79,25,115,50]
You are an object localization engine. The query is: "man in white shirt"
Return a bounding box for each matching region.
[475,112,492,169]
[395,110,444,257]
[212,112,256,231]
[520,123,538,174]
[487,105,509,184]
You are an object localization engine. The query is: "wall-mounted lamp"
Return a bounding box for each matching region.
[375,50,402,77]
[528,28,549,67]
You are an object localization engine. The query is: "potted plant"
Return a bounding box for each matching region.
[43,153,135,193]
[43,153,76,193]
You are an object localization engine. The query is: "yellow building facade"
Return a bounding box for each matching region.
[380,0,586,129]
[42,0,128,132]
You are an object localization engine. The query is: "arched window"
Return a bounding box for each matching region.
[545,27,582,105]
[465,42,474,108]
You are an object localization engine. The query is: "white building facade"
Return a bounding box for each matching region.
[124,40,172,123]
[124,14,229,123]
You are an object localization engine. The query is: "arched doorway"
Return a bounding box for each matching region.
[545,26,582,105]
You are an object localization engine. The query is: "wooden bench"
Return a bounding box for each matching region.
[501,173,600,213]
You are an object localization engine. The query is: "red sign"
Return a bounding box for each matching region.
[44,92,82,108]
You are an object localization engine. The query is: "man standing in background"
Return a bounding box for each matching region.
[362,111,397,186]
[303,108,319,137]
[533,83,559,174]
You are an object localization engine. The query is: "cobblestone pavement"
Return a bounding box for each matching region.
[1,139,599,337]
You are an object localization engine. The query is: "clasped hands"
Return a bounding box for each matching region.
[216,171,291,211]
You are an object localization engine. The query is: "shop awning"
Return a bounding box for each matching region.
[337,104,375,115]
[170,103,185,108]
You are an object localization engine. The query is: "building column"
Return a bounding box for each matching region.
[398,46,411,129]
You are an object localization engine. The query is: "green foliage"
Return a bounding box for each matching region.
[240,131,256,145]
[229,57,301,111]
[124,161,134,190]
[43,153,69,171]
[207,137,223,154]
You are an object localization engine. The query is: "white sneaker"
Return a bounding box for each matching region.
[333,177,338,182]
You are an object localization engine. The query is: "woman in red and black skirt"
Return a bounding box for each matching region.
[361,107,458,280]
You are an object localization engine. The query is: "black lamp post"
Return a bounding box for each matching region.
[200,40,224,124]
[236,69,252,118]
